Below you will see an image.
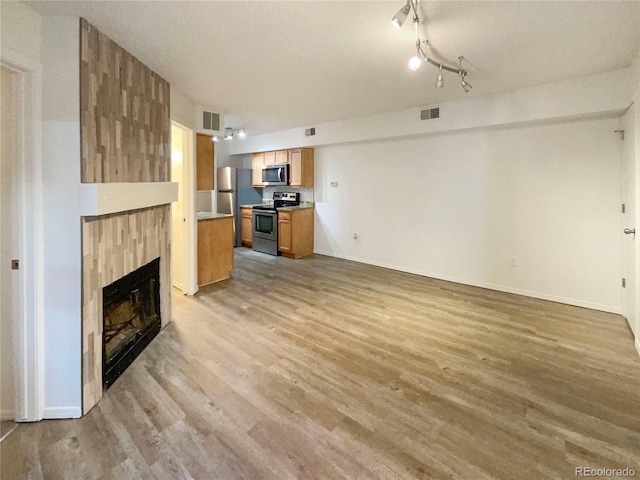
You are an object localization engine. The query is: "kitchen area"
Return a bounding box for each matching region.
[186,131,315,289]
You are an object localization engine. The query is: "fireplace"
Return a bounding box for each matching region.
[102,257,161,389]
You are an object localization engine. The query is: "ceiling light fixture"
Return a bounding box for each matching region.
[213,128,247,142]
[391,0,472,93]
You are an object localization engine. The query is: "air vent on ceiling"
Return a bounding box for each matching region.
[196,107,223,135]
[420,107,440,121]
[305,127,316,137]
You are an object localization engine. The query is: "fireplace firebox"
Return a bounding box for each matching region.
[102,257,161,389]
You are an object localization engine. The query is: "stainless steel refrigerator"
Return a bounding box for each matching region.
[217,167,262,246]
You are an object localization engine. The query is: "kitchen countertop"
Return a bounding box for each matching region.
[197,212,234,221]
[240,202,314,212]
[277,204,314,212]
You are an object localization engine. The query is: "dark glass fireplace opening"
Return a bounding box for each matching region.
[103,257,161,389]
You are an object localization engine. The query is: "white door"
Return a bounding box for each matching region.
[1,66,19,422]
[171,124,185,290]
[621,105,636,339]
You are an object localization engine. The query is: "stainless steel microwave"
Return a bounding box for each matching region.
[262,164,289,186]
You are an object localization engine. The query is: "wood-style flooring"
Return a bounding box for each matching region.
[2,249,639,479]
[0,421,17,443]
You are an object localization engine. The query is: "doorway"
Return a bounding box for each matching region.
[621,104,637,342]
[1,52,44,424]
[1,66,19,434]
[171,122,197,295]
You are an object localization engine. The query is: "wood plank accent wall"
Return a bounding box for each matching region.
[80,18,170,183]
[82,205,171,414]
[80,19,173,414]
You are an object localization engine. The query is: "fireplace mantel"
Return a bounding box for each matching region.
[80,182,178,216]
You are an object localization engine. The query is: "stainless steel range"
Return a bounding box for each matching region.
[252,192,300,256]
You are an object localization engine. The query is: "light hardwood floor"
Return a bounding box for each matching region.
[2,249,639,479]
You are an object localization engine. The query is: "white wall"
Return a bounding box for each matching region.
[314,117,621,312]
[229,68,632,156]
[170,88,196,131]
[0,1,42,63]
[40,16,82,418]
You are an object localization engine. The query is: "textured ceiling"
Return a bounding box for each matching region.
[26,1,640,135]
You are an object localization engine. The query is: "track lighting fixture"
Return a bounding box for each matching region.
[391,0,472,93]
[213,128,247,142]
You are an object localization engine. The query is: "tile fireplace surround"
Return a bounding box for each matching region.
[80,18,173,414]
[82,206,171,413]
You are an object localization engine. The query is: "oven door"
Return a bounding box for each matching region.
[252,210,277,241]
[262,164,289,186]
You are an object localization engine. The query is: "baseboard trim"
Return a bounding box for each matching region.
[313,250,621,315]
[1,409,15,421]
[42,406,82,419]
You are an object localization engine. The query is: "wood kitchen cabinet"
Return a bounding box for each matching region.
[263,151,276,165]
[196,133,215,190]
[197,216,234,286]
[252,148,314,188]
[278,208,314,259]
[252,153,264,186]
[262,150,289,166]
[289,148,314,188]
[240,207,253,247]
[275,150,289,164]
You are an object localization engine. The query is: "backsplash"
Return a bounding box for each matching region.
[196,191,213,212]
[263,186,313,202]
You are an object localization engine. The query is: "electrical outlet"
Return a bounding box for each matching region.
[509,256,518,267]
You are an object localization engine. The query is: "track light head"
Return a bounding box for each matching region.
[391,1,411,28]
[435,65,444,88]
[408,55,422,71]
[238,129,246,138]
[224,128,234,140]
[212,136,219,142]
[460,76,472,93]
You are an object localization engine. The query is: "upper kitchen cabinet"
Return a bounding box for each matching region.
[263,150,288,166]
[252,153,264,186]
[289,148,314,188]
[196,133,215,190]
[252,148,314,188]
[275,150,289,165]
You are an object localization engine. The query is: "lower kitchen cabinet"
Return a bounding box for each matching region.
[240,207,253,247]
[197,216,234,286]
[278,208,314,259]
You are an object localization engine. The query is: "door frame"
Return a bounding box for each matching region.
[634,100,640,357]
[171,121,198,295]
[1,48,45,422]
